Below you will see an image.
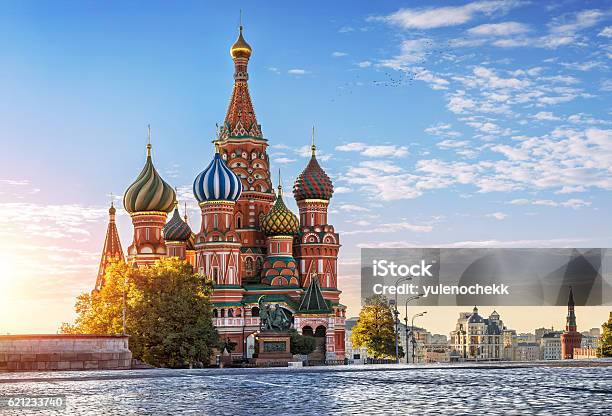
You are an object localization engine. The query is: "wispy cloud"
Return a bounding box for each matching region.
[370,1,524,30]
[335,142,409,158]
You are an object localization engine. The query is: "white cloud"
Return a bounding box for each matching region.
[560,198,591,209]
[338,204,370,212]
[335,142,409,158]
[274,157,296,164]
[487,212,508,220]
[334,186,352,194]
[468,21,530,36]
[539,9,605,49]
[370,1,524,30]
[332,51,348,57]
[425,123,462,138]
[447,91,476,114]
[533,111,561,121]
[357,61,372,68]
[344,220,433,235]
[338,26,355,33]
[288,69,308,75]
[379,39,431,69]
[598,26,612,38]
[437,140,470,149]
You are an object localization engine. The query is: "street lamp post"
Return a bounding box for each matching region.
[393,277,412,364]
[404,295,422,364]
[411,311,427,364]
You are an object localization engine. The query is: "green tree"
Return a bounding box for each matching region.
[289,329,316,355]
[351,295,403,359]
[598,312,612,357]
[62,258,219,368]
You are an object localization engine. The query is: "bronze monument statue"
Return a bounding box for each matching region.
[257,295,291,332]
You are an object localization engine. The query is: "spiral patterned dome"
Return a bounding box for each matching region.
[293,150,334,201]
[123,144,176,214]
[193,151,243,203]
[163,206,192,242]
[260,187,299,236]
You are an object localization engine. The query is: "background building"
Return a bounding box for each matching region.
[540,331,563,360]
[515,342,540,361]
[450,307,504,361]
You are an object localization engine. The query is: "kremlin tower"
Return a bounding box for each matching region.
[96,24,346,360]
[561,286,582,359]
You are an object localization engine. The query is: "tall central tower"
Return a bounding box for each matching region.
[561,286,582,359]
[217,26,274,281]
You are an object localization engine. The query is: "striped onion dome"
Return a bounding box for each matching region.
[260,186,299,236]
[162,206,192,242]
[123,144,176,214]
[293,146,333,201]
[193,151,242,203]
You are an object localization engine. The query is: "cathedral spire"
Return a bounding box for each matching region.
[95,200,125,290]
[221,24,262,140]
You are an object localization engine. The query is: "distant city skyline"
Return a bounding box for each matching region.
[0,1,611,334]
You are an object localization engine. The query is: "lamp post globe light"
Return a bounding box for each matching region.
[411,311,427,364]
[393,277,412,364]
[403,295,422,364]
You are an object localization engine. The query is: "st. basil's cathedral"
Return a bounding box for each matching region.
[95,26,346,360]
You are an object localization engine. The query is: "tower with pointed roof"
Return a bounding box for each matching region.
[95,202,125,291]
[561,286,582,359]
[217,25,275,283]
[293,130,341,297]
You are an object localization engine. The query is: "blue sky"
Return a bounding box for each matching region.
[0,1,610,334]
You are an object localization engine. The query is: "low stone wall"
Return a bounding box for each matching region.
[0,334,132,372]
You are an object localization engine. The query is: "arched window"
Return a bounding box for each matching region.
[302,326,314,337]
[213,309,218,318]
[220,309,225,318]
[237,215,242,229]
[246,258,254,274]
[315,326,326,337]
[251,307,260,317]
[228,308,234,317]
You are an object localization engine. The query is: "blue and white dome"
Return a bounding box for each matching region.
[193,152,243,203]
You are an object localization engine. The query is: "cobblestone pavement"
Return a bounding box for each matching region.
[0,364,611,415]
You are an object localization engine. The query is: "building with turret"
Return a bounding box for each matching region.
[96,25,346,360]
[561,287,582,359]
[450,306,505,361]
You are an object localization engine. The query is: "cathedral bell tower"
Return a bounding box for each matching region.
[217,25,275,281]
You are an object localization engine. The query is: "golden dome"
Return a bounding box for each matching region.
[230,26,252,59]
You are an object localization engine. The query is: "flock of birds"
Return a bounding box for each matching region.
[329,38,457,102]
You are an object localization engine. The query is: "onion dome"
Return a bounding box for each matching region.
[123,142,176,214]
[261,184,299,236]
[193,149,243,203]
[293,135,333,201]
[163,205,192,242]
[230,25,252,59]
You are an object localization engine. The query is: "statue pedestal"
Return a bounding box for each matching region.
[254,331,292,364]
